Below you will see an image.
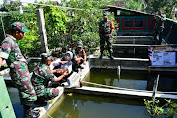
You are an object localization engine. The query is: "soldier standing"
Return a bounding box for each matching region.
[0,22,39,118]
[31,53,68,105]
[99,12,114,59]
[154,9,166,45]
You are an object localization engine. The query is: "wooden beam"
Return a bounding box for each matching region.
[36,8,49,53]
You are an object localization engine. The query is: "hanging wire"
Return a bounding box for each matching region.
[19,1,109,11]
[0,9,33,16]
[0,12,34,17]
[1,0,108,16]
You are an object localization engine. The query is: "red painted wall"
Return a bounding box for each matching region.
[122,18,146,30]
[148,17,155,30]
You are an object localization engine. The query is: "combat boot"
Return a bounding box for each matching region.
[24,106,40,118]
[109,53,114,60]
[99,52,103,59]
[34,97,48,107]
[78,65,84,69]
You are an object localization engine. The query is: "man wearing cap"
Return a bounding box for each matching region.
[99,12,114,59]
[31,52,68,105]
[72,41,87,72]
[0,22,39,118]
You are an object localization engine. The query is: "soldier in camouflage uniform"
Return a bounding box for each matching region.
[31,53,68,105]
[0,22,39,118]
[154,9,166,45]
[99,12,114,59]
[72,42,87,72]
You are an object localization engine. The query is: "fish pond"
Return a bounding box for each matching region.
[44,93,148,118]
[6,68,177,118]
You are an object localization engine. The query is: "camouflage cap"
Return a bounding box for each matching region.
[77,42,83,48]
[11,22,29,33]
[41,52,53,61]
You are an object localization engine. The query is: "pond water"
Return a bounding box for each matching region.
[83,68,177,92]
[43,69,150,118]
[147,71,177,92]
[113,53,148,59]
[6,68,177,118]
[83,68,149,90]
[44,93,149,118]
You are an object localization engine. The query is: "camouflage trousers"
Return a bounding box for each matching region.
[35,86,59,100]
[10,62,37,106]
[154,28,163,44]
[100,34,113,54]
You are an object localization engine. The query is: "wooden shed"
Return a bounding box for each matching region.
[107,5,155,36]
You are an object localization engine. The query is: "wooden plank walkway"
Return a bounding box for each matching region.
[65,86,177,100]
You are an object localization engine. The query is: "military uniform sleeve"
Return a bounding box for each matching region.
[45,66,57,81]
[51,76,58,82]
[0,40,12,59]
[72,49,77,59]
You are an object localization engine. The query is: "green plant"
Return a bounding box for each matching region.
[0,0,114,57]
[144,98,177,118]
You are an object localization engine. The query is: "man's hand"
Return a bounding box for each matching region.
[56,69,62,73]
[63,71,69,76]
[83,60,87,65]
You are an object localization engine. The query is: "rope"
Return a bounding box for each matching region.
[43,108,53,118]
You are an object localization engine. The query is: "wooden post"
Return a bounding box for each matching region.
[36,8,49,53]
[152,74,160,101]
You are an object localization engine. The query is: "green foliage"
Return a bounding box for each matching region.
[0,2,41,56]
[144,0,177,18]
[125,0,144,11]
[4,0,176,57]
[144,99,177,118]
[110,0,176,19]
[0,0,114,57]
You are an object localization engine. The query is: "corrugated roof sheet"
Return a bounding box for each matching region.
[107,5,153,16]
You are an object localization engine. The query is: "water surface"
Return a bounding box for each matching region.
[83,68,149,90]
[45,93,149,118]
